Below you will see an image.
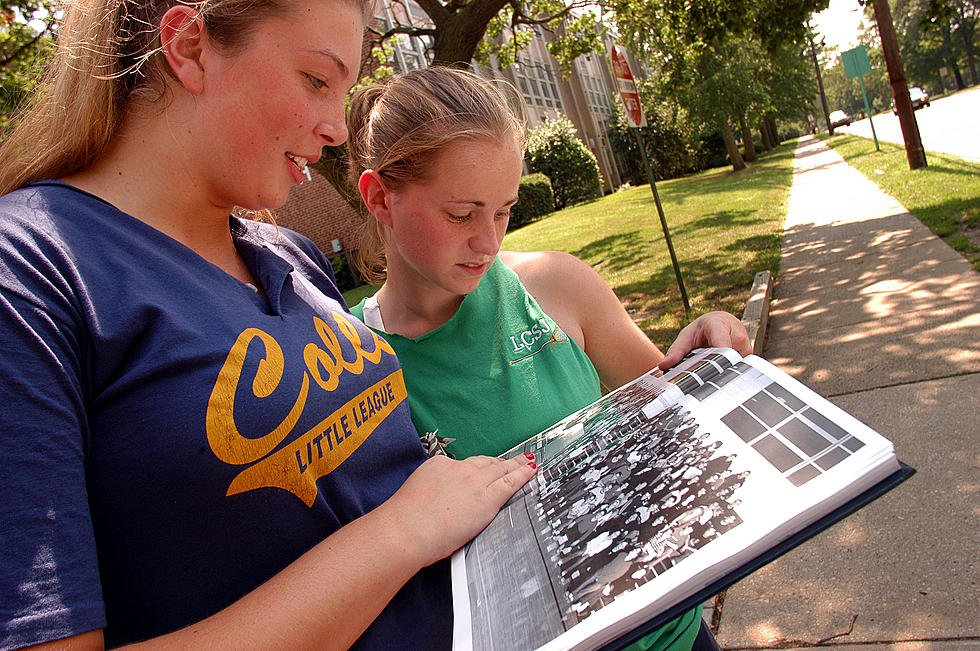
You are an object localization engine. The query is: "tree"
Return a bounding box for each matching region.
[607,78,710,184]
[1,0,56,129]
[313,0,830,193]
[890,0,950,90]
[373,0,604,70]
[922,0,979,86]
[610,0,825,171]
[819,39,891,118]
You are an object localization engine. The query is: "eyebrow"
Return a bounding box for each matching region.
[307,48,351,81]
[448,197,520,207]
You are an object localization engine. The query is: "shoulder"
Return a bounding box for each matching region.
[497,251,609,350]
[498,250,599,296]
[1,181,99,235]
[234,217,344,302]
[236,217,331,269]
[236,217,313,252]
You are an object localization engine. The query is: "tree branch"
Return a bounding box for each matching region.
[372,23,438,41]
[509,0,598,26]
[413,0,450,23]
[0,23,51,69]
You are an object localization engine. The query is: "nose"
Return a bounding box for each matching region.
[469,215,502,256]
[316,112,348,147]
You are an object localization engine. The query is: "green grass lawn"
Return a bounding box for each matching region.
[821,134,980,272]
[342,282,379,307]
[502,142,797,350]
[343,141,797,351]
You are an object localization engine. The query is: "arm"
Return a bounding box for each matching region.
[500,251,751,388]
[500,250,663,389]
[24,454,536,651]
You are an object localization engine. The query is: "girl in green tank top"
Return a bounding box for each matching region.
[346,67,752,651]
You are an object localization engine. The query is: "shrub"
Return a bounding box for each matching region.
[525,117,602,209]
[608,103,703,183]
[329,253,358,292]
[508,173,554,230]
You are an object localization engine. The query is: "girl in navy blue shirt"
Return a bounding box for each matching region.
[0,1,534,649]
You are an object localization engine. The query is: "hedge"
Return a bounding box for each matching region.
[508,173,554,230]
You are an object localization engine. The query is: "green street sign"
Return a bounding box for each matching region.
[842,45,871,79]
[840,44,880,151]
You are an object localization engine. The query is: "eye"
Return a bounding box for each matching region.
[448,213,472,223]
[495,210,511,220]
[305,73,327,90]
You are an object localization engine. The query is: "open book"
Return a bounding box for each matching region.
[451,348,912,651]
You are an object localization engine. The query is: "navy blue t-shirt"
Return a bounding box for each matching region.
[0,182,450,649]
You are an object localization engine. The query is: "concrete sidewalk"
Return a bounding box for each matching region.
[713,136,980,649]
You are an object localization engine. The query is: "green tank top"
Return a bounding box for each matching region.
[350,256,702,650]
[352,257,600,458]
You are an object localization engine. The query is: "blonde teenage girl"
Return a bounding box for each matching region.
[346,66,751,651]
[0,4,534,650]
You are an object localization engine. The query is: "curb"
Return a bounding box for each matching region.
[741,271,773,356]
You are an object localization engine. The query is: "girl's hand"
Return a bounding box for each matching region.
[658,311,751,371]
[376,453,537,566]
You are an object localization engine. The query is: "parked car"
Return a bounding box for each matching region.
[892,87,931,114]
[829,110,851,128]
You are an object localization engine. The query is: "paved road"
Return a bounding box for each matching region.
[835,85,980,163]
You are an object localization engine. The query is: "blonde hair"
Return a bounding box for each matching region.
[0,0,368,196]
[346,66,527,284]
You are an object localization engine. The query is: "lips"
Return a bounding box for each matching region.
[458,261,491,275]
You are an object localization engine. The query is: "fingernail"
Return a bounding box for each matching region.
[524,452,535,460]
[529,462,537,469]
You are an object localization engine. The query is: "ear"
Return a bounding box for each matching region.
[159,5,207,95]
[358,170,395,227]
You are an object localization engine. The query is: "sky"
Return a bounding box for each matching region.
[810,0,869,52]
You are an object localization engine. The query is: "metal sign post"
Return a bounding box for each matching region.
[610,43,690,314]
[842,45,881,151]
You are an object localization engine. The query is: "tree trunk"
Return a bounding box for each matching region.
[873,0,927,169]
[740,124,756,161]
[758,121,772,151]
[806,27,833,135]
[952,60,966,88]
[311,146,362,211]
[720,121,746,171]
[941,24,967,90]
[429,0,509,65]
[739,117,757,161]
[766,118,780,147]
[960,24,978,85]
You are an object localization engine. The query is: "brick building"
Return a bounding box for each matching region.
[273,168,362,267]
